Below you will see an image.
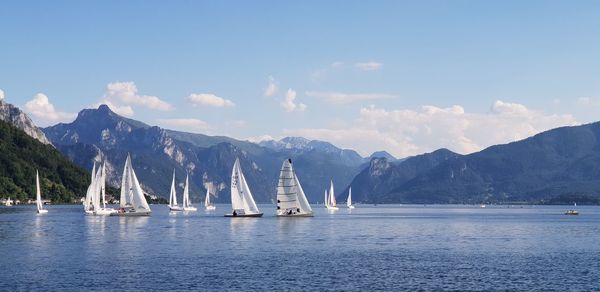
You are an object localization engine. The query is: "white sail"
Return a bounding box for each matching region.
[324,189,329,208]
[329,180,337,207]
[230,158,260,214]
[119,154,151,213]
[36,170,44,212]
[92,165,103,211]
[276,159,312,216]
[347,187,352,207]
[120,156,132,208]
[101,162,106,209]
[169,170,178,208]
[204,188,210,206]
[182,174,190,207]
[84,163,96,211]
[295,171,312,213]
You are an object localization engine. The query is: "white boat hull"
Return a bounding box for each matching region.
[326,206,339,210]
[169,206,184,211]
[348,205,355,209]
[84,210,94,215]
[183,206,197,212]
[110,209,151,216]
[277,210,314,217]
[94,208,117,215]
[205,206,216,211]
[37,209,48,214]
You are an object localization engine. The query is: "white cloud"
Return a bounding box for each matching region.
[280,89,306,112]
[94,100,135,117]
[305,91,396,104]
[103,81,173,111]
[354,62,383,71]
[157,118,210,133]
[186,93,235,107]
[284,100,578,157]
[263,76,278,97]
[245,134,276,143]
[0,89,4,101]
[491,100,528,115]
[577,97,600,107]
[24,93,76,125]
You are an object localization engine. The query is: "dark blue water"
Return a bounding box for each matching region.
[1,204,599,291]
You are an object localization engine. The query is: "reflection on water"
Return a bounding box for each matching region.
[1,204,600,290]
[228,217,258,241]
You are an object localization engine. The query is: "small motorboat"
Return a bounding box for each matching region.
[565,210,579,215]
[565,203,579,215]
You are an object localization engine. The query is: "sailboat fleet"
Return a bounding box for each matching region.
[21,157,359,216]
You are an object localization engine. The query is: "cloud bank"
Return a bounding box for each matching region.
[103,81,173,111]
[285,100,578,157]
[24,93,76,125]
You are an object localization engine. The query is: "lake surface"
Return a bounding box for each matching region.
[1,204,599,291]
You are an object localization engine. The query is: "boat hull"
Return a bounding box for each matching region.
[205,206,216,211]
[224,213,263,217]
[326,206,339,210]
[110,209,151,216]
[276,212,314,217]
[169,206,184,211]
[94,208,117,215]
[37,209,48,214]
[183,207,197,212]
[348,206,355,209]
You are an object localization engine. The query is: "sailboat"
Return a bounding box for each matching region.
[182,174,197,211]
[93,163,117,215]
[36,170,48,214]
[324,189,329,208]
[111,154,152,216]
[205,187,216,211]
[276,159,313,217]
[347,187,355,209]
[83,163,96,214]
[168,170,183,211]
[225,158,263,217]
[565,202,579,215]
[326,180,339,210]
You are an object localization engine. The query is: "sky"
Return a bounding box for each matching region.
[1,0,600,158]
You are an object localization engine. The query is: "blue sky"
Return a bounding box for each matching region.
[1,1,599,157]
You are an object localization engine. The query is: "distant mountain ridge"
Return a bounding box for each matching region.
[348,122,600,204]
[0,99,51,144]
[43,105,367,203]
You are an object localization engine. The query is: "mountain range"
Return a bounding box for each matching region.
[2,98,600,205]
[43,105,368,203]
[346,122,600,204]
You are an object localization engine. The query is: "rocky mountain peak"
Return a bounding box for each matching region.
[0,99,51,145]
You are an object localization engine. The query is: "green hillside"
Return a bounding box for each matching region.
[0,119,89,203]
